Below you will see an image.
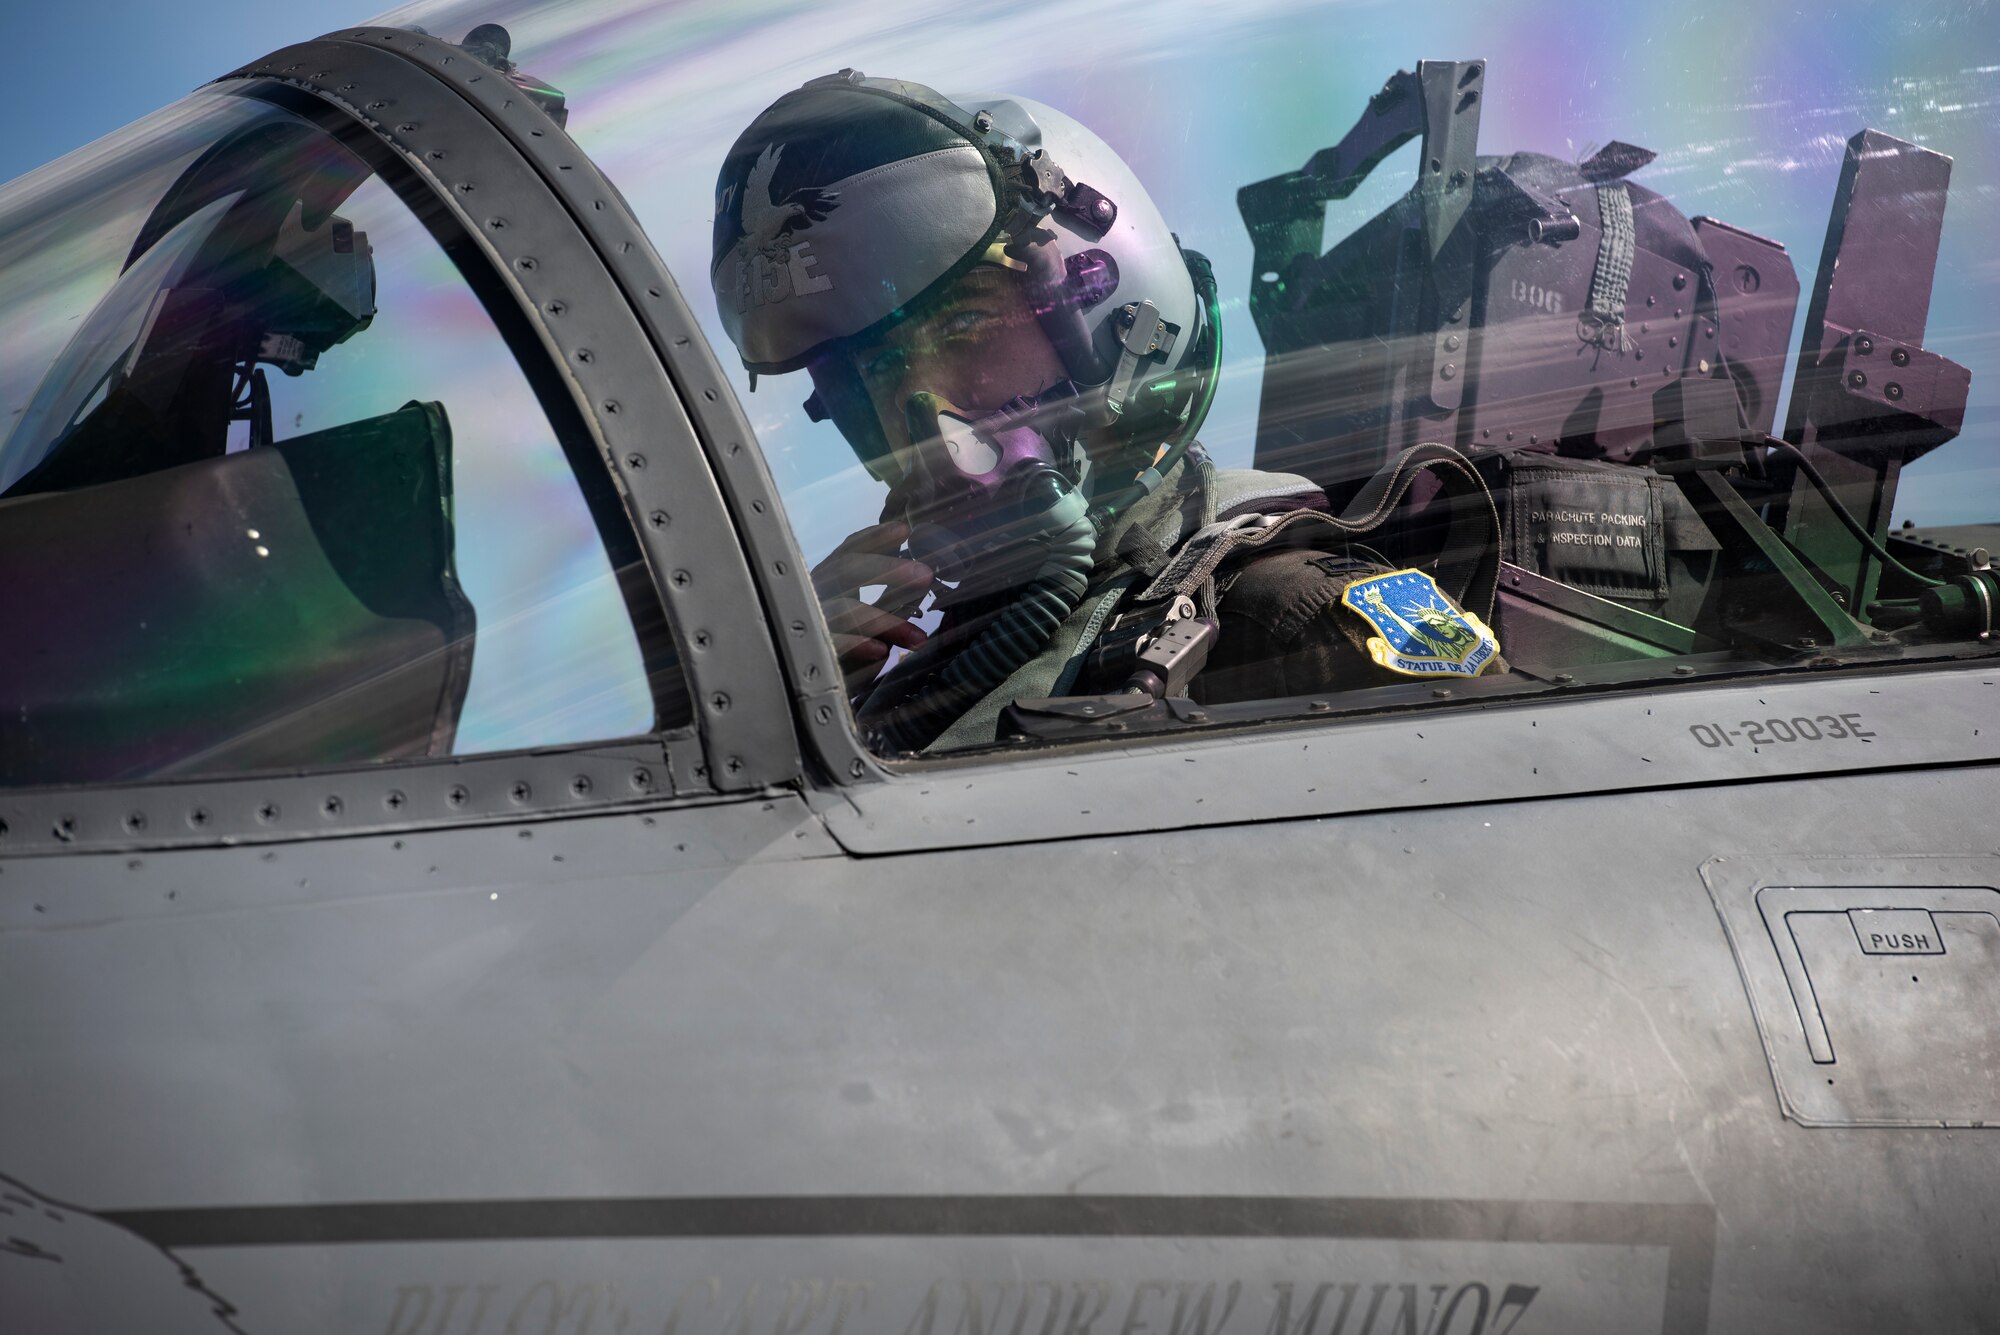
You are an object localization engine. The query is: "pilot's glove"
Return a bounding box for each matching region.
[811,520,934,698]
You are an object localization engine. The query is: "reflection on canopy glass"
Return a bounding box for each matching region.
[0,87,658,784]
[4,0,1994,772]
[413,0,1984,756]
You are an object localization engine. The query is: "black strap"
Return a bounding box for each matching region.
[1580,180,1636,351]
[1137,442,1501,619]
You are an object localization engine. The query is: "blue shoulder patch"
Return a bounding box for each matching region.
[1341,568,1500,678]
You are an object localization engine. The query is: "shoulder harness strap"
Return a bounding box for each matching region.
[1137,442,1501,618]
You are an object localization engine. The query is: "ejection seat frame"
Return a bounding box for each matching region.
[1235,58,1975,677]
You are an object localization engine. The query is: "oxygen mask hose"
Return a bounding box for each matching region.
[857,394,1098,753]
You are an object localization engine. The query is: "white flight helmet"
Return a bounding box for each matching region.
[710,70,1220,493]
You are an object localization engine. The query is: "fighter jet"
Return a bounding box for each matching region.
[1,6,1996,1333]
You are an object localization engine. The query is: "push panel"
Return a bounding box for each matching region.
[1703,857,2000,1126]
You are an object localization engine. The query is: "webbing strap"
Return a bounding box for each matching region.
[1581,181,1636,351]
[1137,442,1501,618]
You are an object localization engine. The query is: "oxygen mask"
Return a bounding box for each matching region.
[853,385,1102,755]
[892,388,1096,605]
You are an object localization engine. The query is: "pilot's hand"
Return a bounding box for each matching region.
[811,520,933,697]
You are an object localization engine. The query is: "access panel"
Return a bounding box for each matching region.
[1704,855,2000,1127]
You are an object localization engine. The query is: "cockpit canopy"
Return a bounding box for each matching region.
[0,81,661,785]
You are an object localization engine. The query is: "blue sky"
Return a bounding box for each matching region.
[1,2,384,184]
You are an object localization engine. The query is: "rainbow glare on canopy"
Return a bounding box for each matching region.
[0,89,654,760]
[251,173,652,752]
[375,0,2000,563]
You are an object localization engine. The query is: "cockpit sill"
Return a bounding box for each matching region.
[887,637,2000,762]
[5,636,1988,859]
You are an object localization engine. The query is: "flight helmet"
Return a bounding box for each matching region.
[709,70,1221,502]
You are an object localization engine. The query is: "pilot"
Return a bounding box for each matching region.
[709,71,1502,753]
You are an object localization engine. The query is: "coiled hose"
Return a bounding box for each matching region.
[859,482,1096,754]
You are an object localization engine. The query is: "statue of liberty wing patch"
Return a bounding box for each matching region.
[1340,569,1501,678]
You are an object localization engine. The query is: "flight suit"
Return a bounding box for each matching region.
[917,452,1501,748]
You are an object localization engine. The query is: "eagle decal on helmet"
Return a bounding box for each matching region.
[717,143,844,316]
[731,144,841,257]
